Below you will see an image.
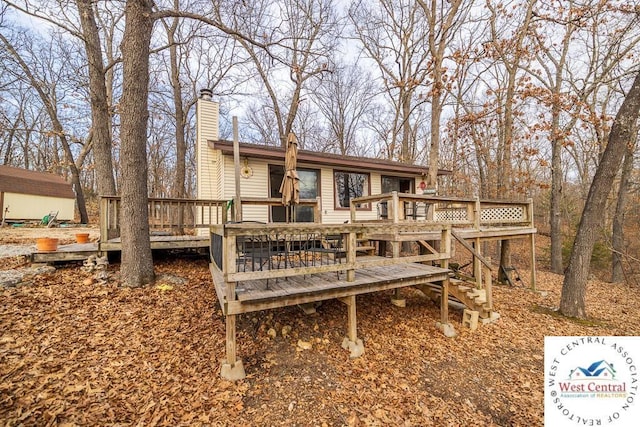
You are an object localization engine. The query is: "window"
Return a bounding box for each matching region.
[334,171,370,209]
[269,165,319,222]
[381,176,414,194]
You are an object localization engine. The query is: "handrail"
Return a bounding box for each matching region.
[350,191,534,228]
[99,196,230,241]
[210,222,451,284]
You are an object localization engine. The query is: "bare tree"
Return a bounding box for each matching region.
[0,29,90,223]
[416,0,470,190]
[560,69,640,318]
[349,0,431,163]
[611,137,636,282]
[221,0,338,147]
[311,61,376,155]
[76,0,117,196]
[118,0,155,287]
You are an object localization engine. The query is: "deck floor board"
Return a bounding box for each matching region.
[234,261,450,304]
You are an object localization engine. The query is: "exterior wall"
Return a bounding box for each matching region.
[222,155,271,222]
[196,99,220,200]
[3,192,75,221]
[196,98,220,233]
[319,168,382,224]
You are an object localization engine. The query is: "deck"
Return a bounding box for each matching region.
[211,255,450,314]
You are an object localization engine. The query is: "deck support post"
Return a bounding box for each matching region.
[436,277,457,337]
[529,234,537,291]
[346,232,356,282]
[221,313,245,381]
[339,295,364,358]
[390,288,406,307]
[473,238,482,288]
[441,278,449,323]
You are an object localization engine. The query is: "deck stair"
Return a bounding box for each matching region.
[416,277,493,319]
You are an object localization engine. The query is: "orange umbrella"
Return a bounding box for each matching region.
[279,132,300,211]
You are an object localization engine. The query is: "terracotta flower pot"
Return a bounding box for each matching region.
[75,233,90,244]
[36,237,58,252]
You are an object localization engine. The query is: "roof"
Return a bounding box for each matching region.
[0,165,75,199]
[211,140,452,177]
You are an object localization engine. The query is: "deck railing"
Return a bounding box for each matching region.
[99,196,230,240]
[99,196,322,241]
[210,222,451,284]
[350,192,534,229]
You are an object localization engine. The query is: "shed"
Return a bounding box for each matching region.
[0,165,76,222]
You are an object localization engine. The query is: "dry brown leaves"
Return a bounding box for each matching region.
[1,242,639,426]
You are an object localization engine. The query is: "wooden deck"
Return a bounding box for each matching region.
[211,256,450,314]
[31,235,209,263]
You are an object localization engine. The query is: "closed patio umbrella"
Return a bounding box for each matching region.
[279,132,300,220]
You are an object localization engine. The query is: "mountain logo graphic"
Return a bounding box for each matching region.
[568,360,616,380]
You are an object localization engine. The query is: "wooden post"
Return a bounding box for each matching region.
[339,295,364,357]
[345,295,357,342]
[315,196,322,223]
[484,264,493,310]
[441,278,449,324]
[99,197,109,249]
[528,198,537,291]
[232,117,242,222]
[346,231,356,281]
[474,238,482,288]
[220,227,245,380]
[530,234,537,291]
[391,191,400,224]
[350,200,356,223]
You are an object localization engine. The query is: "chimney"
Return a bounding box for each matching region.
[196,90,219,202]
[199,88,213,101]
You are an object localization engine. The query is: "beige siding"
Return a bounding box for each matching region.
[196,99,219,200]
[195,99,220,233]
[3,193,75,221]
[222,154,271,222]
[319,168,382,224]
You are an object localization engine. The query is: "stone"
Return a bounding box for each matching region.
[436,321,457,338]
[390,297,406,308]
[297,340,313,350]
[220,360,245,381]
[341,337,364,358]
[480,311,501,325]
[267,328,277,339]
[281,325,292,338]
[462,309,479,331]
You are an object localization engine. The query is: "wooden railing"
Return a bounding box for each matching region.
[99,196,323,241]
[210,222,451,284]
[230,197,322,223]
[350,192,534,229]
[99,196,230,240]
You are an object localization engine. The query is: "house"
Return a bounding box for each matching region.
[195,93,451,224]
[0,165,75,222]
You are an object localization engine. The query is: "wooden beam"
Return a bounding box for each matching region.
[232,116,242,222]
[338,295,357,342]
[441,278,449,324]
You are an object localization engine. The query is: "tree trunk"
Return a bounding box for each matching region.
[611,144,635,283]
[550,105,564,274]
[76,0,117,197]
[560,70,640,317]
[119,0,154,287]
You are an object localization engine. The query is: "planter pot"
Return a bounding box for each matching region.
[75,233,90,244]
[36,237,58,252]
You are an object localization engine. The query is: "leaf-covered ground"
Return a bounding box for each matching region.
[1,233,639,426]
